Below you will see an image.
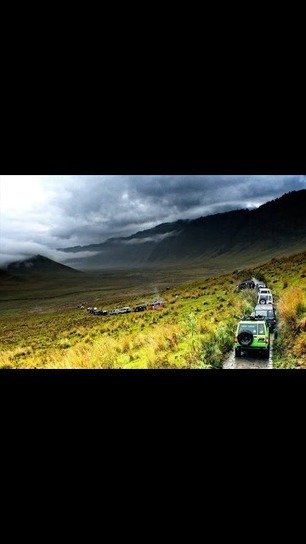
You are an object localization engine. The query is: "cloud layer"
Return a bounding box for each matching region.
[1,175,305,266]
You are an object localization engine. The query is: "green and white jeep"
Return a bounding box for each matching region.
[234,318,270,358]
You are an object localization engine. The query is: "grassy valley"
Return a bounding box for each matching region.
[1,250,305,369]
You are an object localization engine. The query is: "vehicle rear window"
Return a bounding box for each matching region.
[239,323,266,335]
[255,310,268,317]
[239,324,258,334]
[255,309,274,318]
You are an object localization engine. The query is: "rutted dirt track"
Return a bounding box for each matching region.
[223,333,274,369]
[223,276,274,369]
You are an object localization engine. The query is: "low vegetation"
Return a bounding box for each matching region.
[1,251,305,369]
[273,287,306,368]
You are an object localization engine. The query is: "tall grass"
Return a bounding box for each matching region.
[277,288,305,329]
[273,287,306,368]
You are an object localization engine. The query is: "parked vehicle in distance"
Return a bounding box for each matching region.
[237,280,255,291]
[251,304,277,332]
[93,309,108,315]
[110,308,121,315]
[87,307,98,314]
[134,304,147,312]
[234,318,270,358]
[120,307,131,313]
[258,293,274,305]
[149,300,165,309]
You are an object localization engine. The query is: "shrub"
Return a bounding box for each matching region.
[292,333,306,360]
[201,341,222,368]
[216,320,236,353]
[255,271,267,284]
[242,299,254,316]
[278,288,305,329]
[297,317,306,333]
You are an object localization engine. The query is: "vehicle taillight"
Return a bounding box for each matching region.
[265,337,269,343]
[234,337,238,342]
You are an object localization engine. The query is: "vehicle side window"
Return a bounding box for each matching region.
[258,324,265,334]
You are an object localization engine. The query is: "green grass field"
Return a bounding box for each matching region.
[1,252,306,368]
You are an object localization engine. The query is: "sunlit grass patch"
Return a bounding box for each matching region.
[277,288,305,328]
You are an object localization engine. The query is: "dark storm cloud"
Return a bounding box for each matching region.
[45,175,306,247]
[1,175,305,265]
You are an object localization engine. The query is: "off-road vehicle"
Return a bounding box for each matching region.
[234,317,270,358]
[134,304,147,312]
[257,288,272,295]
[257,293,274,305]
[110,308,121,315]
[237,280,255,291]
[120,307,131,313]
[149,300,165,309]
[251,304,277,332]
[255,282,266,292]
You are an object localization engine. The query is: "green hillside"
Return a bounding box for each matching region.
[1,250,305,369]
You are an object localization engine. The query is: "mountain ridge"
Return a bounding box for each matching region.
[58,190,306,269]
[4,254,82,277]
[3,190,306,273]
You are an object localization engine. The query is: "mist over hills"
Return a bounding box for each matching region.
[2,190,306,276]
[59,190,306,270]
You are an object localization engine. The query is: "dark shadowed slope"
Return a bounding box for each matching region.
[4,255,82,278]
[59,190,306,270]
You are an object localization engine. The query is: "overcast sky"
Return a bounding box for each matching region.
[0,175,305,266]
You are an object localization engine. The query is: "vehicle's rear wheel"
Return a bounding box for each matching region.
[264,347,270,359]
[235,348,241,357]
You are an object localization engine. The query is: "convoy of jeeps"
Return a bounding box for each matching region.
[78,300,165,316]
[235,279,277,359]
[78,277,277,362]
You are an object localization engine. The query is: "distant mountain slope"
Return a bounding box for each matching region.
[60,189,306,269]
[0,269,16,281]
[5,254,82,277]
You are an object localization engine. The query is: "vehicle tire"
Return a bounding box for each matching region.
[264,347,270,359]
[235,347,241,357]
[237,331,253,346]
[259,299,266,304]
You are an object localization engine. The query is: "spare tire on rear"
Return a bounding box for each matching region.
[259,298,266,304]
[238,330,253,346]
